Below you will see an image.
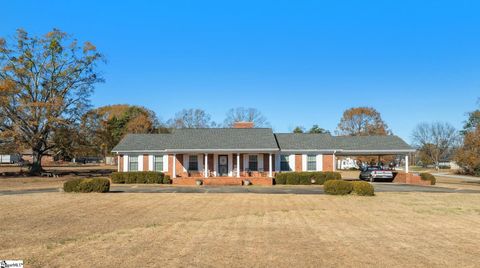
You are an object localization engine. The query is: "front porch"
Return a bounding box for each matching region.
[170,152,276,179]
[172,176,274,186]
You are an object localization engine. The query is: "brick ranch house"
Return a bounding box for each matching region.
[112,122,415,185]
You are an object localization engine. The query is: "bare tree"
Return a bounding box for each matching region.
[223,107,270,128]
[168,109,216,128]
[411,122,459,169]
[0,29,104,174]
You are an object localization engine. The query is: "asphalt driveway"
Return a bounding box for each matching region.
[2,183,480,196]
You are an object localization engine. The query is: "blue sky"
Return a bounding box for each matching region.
[2,0,479,142]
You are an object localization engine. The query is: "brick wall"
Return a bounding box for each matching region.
[295,154,303,171]
[322,154,334,171]
[247,177,273,185]
[394,172,431,186]
[143,155,149,171]
[167,154,187,177]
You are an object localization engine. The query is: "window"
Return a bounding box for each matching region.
[189,155,198,171]
[129,155,138,171]
[154,155,163,172]
[307,155,316,171]
[248,155,258,171]
[280,155,290,171]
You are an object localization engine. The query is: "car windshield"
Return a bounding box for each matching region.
[367,166,381,171]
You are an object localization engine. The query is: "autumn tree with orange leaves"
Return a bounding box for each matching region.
[81,105,167,158]
[455,126,480,176]
[336,107,391,136]
[455,101,480,176]
[0,29,104,174]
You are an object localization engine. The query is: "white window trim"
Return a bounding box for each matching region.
[138,155,143,171]
[123,155,128,172]
[163,155,169,172]
[148,155,154,171]
[127,155,139,172]
[152,155,164,172]
[302,154,307,171]
[289,155,295,171]
[316,154,323,171]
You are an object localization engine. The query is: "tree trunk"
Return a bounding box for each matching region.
[29,149,44,175]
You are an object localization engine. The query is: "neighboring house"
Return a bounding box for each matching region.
[112,122,415,183]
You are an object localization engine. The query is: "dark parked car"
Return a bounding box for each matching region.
[359,166,394,182]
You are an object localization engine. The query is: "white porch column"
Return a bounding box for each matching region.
[333,152,336,171]
[269,153,273,177]
[172,154,176,178]
[237,153,240,178]
[405,155,409,173]
[204,153,208,177]
[117,155,120,172]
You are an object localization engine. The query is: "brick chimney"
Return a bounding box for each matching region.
[233,121,254,128]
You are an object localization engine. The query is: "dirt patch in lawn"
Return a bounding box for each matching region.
[1,192,479,267]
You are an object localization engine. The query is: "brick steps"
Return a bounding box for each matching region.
[172,177,273,186]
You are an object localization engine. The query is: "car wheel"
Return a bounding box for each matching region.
[369,175,374,182]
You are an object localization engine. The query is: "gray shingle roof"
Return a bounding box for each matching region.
[334,135,414,152]
[112,128,279,152]
[168,128,278,150]
[112,134,172,152]
[274,133,335,150]
[112,129,414,153]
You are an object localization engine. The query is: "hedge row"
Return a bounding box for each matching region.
[110,172,171,184]
[324,180,374,196]
[274,172,342,185]
[64,178,110,193]
[419,173,436,185]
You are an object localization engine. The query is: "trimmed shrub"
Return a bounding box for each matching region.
[324,180,353,195]
[420,173,436,185]
[110,172,165,184]
[275,175,287,185]
[163,175,172,184]
[352,181,375,196]
[64,178,110,193]
[275,172,341,185]
[63,179,82,192]
[110,172,125,184]
[286,175,300,185]
[325,171,342,181]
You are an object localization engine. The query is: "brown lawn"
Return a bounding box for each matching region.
[0,165,115,190]
[1,192,480,267]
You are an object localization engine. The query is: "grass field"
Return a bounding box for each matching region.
[1,192,480,267]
